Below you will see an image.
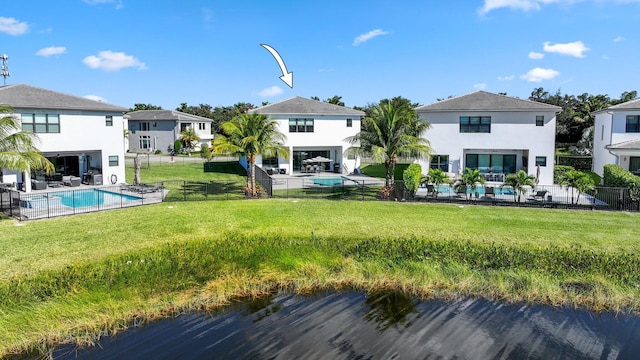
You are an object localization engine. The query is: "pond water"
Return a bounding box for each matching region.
[52,292,640,359]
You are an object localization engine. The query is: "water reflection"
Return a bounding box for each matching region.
[52,292,640,359]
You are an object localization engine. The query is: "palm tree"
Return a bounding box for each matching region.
[422,168,450,199]
[455,168,485,200]
[212,113,289,197]
[345,101,430,188]
[502,170,536,203]
[179,128,201,153]
[561,170,595,205]
[0,105,55,180]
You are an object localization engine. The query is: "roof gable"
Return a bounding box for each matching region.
[249,96,365,116]
[124,110,212,123]
[604,98,640,112]
[0,84,127,112]
[606,138,640,151]
[416,91,562,112]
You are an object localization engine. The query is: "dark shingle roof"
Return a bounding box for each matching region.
[606,139,640,151]
[416,91,562,112]
[124,110,212,123]
[0,83,127,112]
[249,96,365,116]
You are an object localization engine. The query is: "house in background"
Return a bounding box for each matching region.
[416,91,561,185]
[248,96,365,174]
[124,110,213,153]
[592,98,640,178]
[0,84,127,192]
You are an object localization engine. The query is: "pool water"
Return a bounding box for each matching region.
[51,189,141,208]
[311,176,359,186]
[435,185,515,195]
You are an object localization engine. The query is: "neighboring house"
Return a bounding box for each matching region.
[416,91,561,185]
[0,83,128,192]
[248,96,365,174]
[124,110,213,153]
[592,98,640,178]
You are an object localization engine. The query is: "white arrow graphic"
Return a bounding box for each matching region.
[260,44,293,88]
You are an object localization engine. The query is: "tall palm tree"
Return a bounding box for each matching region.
[502,170,536,203]
[212,113,289,197]
[345,101,430,188]
[0,105,54,179]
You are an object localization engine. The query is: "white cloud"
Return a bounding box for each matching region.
[498,75,515,81]
[35,46,67,57]
[543,41,589,58]
[474,83,487,90]
[479,0,640,14]
[256,86,283,97]
[0,17,29,35]
[353,29,389,46]
[83,51,147,71]
[521,67,560,82]
[613,36,625,42]
[84,95,107,102]
[528,51,544,59]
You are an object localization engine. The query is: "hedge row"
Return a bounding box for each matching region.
[603,164,640,202]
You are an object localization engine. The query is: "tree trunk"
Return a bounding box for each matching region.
[133,154,141,185]
[248,154,257,197]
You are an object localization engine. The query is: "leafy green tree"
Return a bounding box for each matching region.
[199,143,213,162]
[173,139,182,154]
[455,168,485,200]
[212,113,289,197]
[502,170,536,203]
[128,103,162,112]
[402,163,422,198]
[325,95,345,106]
[345,99,430,188]
[0,105,55,178]
[561,170,595,205]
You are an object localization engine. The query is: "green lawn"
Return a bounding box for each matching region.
[125,160,246,183]
[2,200,640,356]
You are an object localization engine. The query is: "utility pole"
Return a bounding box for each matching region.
[0,54,9,86]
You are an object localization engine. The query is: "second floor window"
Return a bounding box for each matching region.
[106,115,113,126]
[346,118,352,127]
[21,113,60,133]
[198,123,206,130]
[536,115,544,126]
[460,116,491,133]
[289,118,314,133]
[626,116,640,133]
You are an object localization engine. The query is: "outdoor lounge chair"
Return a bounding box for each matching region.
[31,179,47,190]
[63,176,81,187]
[485,186,495,198]
[529,190,548,202]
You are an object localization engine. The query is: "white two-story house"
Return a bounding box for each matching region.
[0,84,128,192]
[248,96,365,174]
[416,91,561,185]
[592,98,640,177]
[124,110,213,154]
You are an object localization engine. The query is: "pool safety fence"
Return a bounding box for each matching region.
[2,184,165,221]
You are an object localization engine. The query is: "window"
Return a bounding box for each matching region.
[21,113,60,133]
[180,123,191,132]
[465,154,516,174]
[106,115,113,126]
[430,155,449,171]
[630,157,640,174]
[536,115,544,126]
[346,118,352,127]
[459,116,491,133]
[108,155,119,166]
[262,156,278,168]
[535,156,547,167]
[140,122,150,131]
[289,118,314,133]
[626,116,640,133]
[198,123,206,130]
[139,135,151,149]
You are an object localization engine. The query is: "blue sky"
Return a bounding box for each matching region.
[1,0,639,109]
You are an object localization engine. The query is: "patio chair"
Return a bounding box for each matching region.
[485,186,495,198]
[529,190,548,202]
[31,179,47,190]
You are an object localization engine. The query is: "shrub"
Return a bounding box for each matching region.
[402,164,422,197]
[554,165,574,184]
[603,164,640,202]
[154,149,162,155]
[173,139,183,154]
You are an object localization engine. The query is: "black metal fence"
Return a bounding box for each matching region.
[1,184,165,221]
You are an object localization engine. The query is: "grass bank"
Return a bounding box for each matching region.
[1,200,640,356]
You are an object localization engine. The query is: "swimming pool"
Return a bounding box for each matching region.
[435,185,515,196]
[51,189,142,208]
[311,176,359,186]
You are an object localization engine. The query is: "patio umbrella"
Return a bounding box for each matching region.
[310,156,332,163]
[535,165,540,185]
